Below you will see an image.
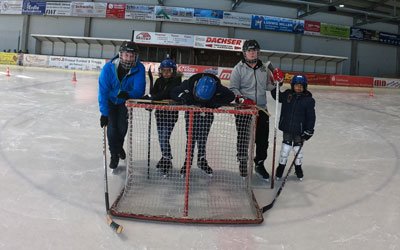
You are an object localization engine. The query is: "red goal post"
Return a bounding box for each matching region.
[110,100,264,224]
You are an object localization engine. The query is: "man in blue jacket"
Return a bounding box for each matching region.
[98,41,146,169]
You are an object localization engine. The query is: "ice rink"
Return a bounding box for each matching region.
[0,65,399,250]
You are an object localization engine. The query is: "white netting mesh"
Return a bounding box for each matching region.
[110,101,263,224]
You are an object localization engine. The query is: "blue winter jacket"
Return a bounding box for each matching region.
[98,56,146,116]
[271,88,316,135]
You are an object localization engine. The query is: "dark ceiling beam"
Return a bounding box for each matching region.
[298,0,347,18]
[232,0,245,10]
[366,0,390,11]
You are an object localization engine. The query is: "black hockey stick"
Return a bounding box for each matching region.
[261,142,304,213]
[103,126,123,233]
[147,66,154,179]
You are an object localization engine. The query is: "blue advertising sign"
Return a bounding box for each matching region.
[22,0,46,15]
[379,32,400,46]
[194,8,223,19]
[251,15,304,34]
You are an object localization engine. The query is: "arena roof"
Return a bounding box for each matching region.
[232,0,400,26]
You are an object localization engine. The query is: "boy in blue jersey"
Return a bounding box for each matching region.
[98,41,146,169]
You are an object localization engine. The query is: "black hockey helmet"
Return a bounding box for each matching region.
[119,41,139,53]
[242,40,260,52]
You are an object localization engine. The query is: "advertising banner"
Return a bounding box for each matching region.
[0,52,17,65]
[194,36,244,51]
[106,3,125,19]
[48,56,105,71]
[125,4,154,20]
[251,15,304,33]
[142,62,160,74]
[304,20,321,36]
[330,75,373,87]
[154,6,194,23]
[350,27,379,41]
[221,11,252,28]
[284,72,331,85]
[177,64,218,77]
[71,2,106,18]
[320,23,350,39]
[373,77,400,88]
[217,67,233,81]
[0,1,23,14]
[45,2,71,16]
[379,32,400,46]
[22,0,45,15]
[23,54,48,67]
[193,8,223,25]
[134,31,194,47]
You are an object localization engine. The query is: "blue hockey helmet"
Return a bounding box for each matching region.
[158,58,177,77]
[194,75,217,102]
[159,58,177,70]
[291,75,307,90]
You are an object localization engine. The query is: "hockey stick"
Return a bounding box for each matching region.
[261,142,304,213]
[147,66,154,179]
[270,80,280,189]
[103,126,123,233]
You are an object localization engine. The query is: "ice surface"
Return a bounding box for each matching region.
[0,66,399,250]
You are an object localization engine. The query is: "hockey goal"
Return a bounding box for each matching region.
[110,100,263,224]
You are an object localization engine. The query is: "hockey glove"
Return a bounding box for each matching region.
[272,68,284,84]
[301,130,314,141]
[100,115,108,128]
[235,95,256,105]
[117,91,129,100]
[178,90,190,104]
[142,94,152,100]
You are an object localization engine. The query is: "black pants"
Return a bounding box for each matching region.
[184,112,214,165]
[155,110,178,159]
[107,102,128,156]
[235,110,269,163]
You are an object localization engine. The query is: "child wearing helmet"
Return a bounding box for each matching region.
[98,41,145,169]
[271,75,316,181]
[146,58,182,176]
[171,73,235,177]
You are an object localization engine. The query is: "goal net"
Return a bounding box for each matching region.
[110,100,263,224]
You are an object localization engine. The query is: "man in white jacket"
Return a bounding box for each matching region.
[229,39,283,181]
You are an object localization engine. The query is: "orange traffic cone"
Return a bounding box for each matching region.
[6,67,11,77]
[369,88,374,97]
[72,71,77,82]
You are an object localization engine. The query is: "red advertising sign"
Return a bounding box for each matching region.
[106,3,126,19]
[177,64,218,77]
[194,36,244,51]
[304,20,321,35]
[330,75,373,87]
[218,67,233,80]
[284,72,330,85]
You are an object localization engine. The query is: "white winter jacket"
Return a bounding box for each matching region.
[229,59,275,108]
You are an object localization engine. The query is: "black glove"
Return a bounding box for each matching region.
[100,115,108,128]
[301,130,313,141]
[142,94,153,100]
[178,90,190,104]
[117,91,129,100]
[204,103,222,109]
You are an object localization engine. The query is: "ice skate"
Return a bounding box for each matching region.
[254,160,269,182]
[109,154,119,169]
[275,164,286,181]
[295,165,303,181]
[198,157,213,177]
